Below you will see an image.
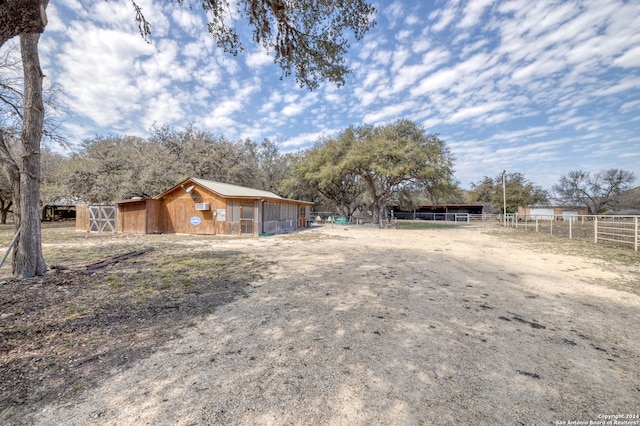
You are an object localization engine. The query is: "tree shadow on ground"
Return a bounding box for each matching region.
[0,249,262,422]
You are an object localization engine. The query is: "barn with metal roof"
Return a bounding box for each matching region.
[112,177,313,236]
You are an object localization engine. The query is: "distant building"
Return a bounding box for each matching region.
[517,204,589,220]
[392,203,484,220]
[42,200,76,221]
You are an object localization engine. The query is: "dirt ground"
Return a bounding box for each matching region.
[2,223,640,425]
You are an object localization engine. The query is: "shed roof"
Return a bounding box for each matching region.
[154,178,312,204]
[190,178,283,200]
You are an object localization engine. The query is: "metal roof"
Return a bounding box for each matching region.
[152,177,312,204]
[190,178,283,200]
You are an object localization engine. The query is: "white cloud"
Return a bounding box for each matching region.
[405,15,420,26]
[142,91,185,127]
[171,8,205,35]
[281,131,328,150]
[615,46,640,68]
[245,50,273,68]
[395,30,413,41]
[429,1,458,32]
[363,100,419,124]
[193,61,223,89]
[361,68,387,89]
[410,66,458,97]
[391,49,450,94]
[458,0,493,29]
[390,49,410,73]
[592,76,640,96]
[448,101,507,123]
[620,100,640,112]
[281,92,319,117]
[53,26,154,127]
[383,1,405,27]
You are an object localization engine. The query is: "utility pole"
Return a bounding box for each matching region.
[502,170,507,226]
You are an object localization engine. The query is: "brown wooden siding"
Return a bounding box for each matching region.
[145,199,164,233]
[118,201,147,233]
[161,188,220,234]
[75,204,89,231]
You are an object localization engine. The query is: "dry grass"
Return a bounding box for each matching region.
[0,223,264,421]
[489,226,640,266]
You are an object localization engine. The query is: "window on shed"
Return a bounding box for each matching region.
[241,202,254,220]
[227,201,241,222]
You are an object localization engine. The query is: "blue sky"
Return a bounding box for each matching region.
[33,0,640,189]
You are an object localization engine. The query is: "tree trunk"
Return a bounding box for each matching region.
[370,195,382,226]
[14,32,46,277]
[0,201,10,224]
[0,133,21,226]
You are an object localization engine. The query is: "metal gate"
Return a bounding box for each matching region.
[89,205,116,232]
[240,219,254,234]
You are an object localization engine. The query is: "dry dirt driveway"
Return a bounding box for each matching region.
[30,225,639,425]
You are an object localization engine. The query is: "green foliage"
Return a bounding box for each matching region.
[47,120,457,214]
[40,147,69,205]
[339,120,456,223]
[61,126,291,203]
[468,172,548,213]
[290,119,456,223]
[131,0,376,89]
[284,137,366,217]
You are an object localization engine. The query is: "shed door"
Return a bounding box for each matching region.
[89,205,116,232]
[530,208,554,220]
[241,203,254,234]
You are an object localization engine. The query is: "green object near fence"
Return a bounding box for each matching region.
[332,216,352,225]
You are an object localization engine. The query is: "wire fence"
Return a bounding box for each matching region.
[503,214,639,251]
[312,210,638,251]
[313,212,501,224]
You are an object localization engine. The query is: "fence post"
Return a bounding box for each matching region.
[594,216,598,245]
[569,218,572,240]
[635,216,638,252]
[536,218,539,233]
[550,217,553,236]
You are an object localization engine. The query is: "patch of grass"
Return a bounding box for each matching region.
[180,277,193,288]
[37,359,57,369]
[492,228,640,265]
[106,275,125,289]
[70,384,85,394]
[283,231,349,241]
[85,335,101,344]
[64,305,87,320]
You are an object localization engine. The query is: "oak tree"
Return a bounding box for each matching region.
[468,172,548,214]
[286,137,366,218]
[310,120,456,225]
[552,169,636,214]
